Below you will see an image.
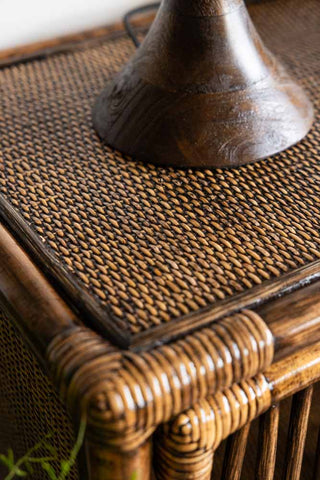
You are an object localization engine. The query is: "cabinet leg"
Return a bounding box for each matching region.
[86,437,152,480]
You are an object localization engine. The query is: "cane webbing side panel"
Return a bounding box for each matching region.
[0,311,79,479]
[0,0,320,346]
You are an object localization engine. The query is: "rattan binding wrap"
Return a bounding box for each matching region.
[0,0,320,345]
[48,310,273,448]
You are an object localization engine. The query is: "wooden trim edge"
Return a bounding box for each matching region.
[0,223,81,357]
[2,191,320,351]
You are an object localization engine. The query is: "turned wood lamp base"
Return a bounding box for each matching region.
[93,0,314,168]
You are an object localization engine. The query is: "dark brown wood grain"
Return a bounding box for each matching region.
[265,343,320,403]
[93,0,313,168]
[0,6,319,351]
[256,405,280,480]
[86,440,152,480]
[282,386,313,480]
[258,281,320,360]
[313,427,320,480]
[221,423,251,480]
[0,223,79,357]
[0,7,319,480]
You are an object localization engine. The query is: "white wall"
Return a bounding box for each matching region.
[0,0,148,51]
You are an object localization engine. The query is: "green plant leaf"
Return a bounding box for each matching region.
[0,448,15,469]
[14,467,28,477]
[1,415,86,480]
[0,453,11,468]
[23,459,34,474]
[41,461,58,480]
[7,449,14,464]
[28,456,56,463]
[60,460,70,474]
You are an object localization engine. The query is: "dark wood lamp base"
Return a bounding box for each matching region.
[93,0,314,168]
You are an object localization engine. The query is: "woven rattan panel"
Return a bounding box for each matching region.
[0,311,79,479]
[0,0,320,344]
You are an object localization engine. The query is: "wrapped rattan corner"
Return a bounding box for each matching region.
[1,221,320,479]
[1,0,320,478]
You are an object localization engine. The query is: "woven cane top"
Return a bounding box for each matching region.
[0,0,319,347]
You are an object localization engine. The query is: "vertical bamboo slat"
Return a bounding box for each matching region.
[157,342,320,480]
[256,404,280,480]
[220,423,251,480]
[313,427,320,480]
[0,4,319,479]
[282,386,314,480]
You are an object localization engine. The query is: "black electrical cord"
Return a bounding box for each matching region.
[124,3,160,48]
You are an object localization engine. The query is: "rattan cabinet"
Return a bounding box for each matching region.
[1,0,320,478]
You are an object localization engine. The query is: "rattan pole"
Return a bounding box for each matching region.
[86,439,152,480]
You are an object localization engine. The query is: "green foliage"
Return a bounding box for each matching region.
[0,418,86,480]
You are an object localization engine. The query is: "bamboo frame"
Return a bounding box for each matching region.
[1,218,320,478]
[155,342,320,480]
[0,11,320,479]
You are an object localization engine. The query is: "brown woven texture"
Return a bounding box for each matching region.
[0,0,319,337]
[0,311,79,479]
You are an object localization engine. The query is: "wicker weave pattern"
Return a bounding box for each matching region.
[0,0,320,336]
[0,311,78,479]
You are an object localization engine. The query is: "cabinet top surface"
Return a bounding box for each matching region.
[0,0,319,348]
